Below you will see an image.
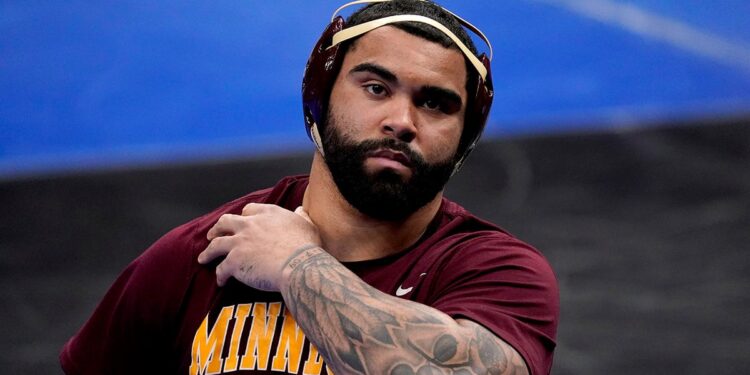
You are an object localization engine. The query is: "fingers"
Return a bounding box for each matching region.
[200,237,240,287]
[198,236,233,265]
[207,214,244,241]
[204,240,258,287]
[201,203,309,290]
[294,206,313,224]
[215,260,233,287]
[241,202,270,216]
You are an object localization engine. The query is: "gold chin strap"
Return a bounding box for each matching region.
[329,0,493,80]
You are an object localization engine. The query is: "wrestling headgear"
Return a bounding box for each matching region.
[302,0,494,173]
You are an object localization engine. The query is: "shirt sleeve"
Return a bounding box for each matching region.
[59,221,201,374]
[429,234,559,375]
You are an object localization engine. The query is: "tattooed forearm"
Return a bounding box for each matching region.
[280,246,529,375]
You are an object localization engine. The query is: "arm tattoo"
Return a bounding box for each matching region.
[281,247,529,375]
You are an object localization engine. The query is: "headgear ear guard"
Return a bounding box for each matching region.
[302,0,494,173]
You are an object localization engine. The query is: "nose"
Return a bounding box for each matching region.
[381,96,417,143]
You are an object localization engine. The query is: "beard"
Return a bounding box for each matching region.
[321,116,457,221]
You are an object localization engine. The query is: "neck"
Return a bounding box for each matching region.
[302,153,442,262]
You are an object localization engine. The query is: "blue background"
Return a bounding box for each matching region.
[2,0,749,178]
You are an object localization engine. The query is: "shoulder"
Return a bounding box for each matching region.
[139,175,310,272]
[425,197,558,308]
[95,176,309,324]
[433,226,556,290]
[432,198,549,262]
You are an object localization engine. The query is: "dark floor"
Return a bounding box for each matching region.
[1,119,748,374]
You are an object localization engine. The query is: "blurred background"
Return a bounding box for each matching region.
[1,0,748,373]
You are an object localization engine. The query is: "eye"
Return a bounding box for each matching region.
[364,83,388,97]
[420,97,450,114]
[416,87,462,115]
[423,98,442,111]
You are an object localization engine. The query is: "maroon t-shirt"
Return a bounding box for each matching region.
[60,175,558,375]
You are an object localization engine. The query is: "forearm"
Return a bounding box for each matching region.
[280,245,529,375]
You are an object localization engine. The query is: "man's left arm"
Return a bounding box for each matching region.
[198,203,530,374]
[280,244,529,375]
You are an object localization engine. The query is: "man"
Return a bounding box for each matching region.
[61,1,558,374]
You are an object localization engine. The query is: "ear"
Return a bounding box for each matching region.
[302,16,347,150]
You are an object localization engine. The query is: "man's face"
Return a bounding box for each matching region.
[322,113,456,221]
[323,26,468,220]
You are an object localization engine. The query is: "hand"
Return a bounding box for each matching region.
[197,203,321,291]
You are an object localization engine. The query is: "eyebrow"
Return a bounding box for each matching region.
[349,62,464,108]
[349,62,398,83]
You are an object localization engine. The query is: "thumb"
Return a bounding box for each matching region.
[294,206,313,224]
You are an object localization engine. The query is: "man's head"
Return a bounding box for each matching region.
[303,0,493,167]
[302,0,493,220]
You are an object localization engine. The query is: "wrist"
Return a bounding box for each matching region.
[279,244,326,292]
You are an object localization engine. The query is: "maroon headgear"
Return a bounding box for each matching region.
[302,0,494,173]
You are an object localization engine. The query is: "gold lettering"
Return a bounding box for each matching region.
[302,344,325,375]
[239,302,282,370]
[189,306,234,375]
[223,304,251,372]
[271,307,306,372]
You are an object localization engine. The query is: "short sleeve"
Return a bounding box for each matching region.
[60,221,201,374]
[429,235,559,375]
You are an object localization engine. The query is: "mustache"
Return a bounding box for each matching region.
[356,138,426,166]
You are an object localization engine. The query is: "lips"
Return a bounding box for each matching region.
[368,148,412,168]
